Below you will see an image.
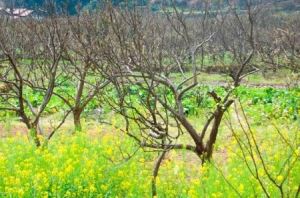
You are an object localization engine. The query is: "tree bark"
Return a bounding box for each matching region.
[205,108,224,160]
[73,108,83,132]
[29,127,41,147]
[152,151,167,198]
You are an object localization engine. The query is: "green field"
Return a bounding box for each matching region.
[0,84,299,197]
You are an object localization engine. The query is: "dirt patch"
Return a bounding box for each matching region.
[0,122,28,137]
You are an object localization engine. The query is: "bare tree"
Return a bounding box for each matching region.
[256,10,300,77]
[213,1,263,86]
[98,3,260,196]
[50,12,109,132]
[0,15,70,146]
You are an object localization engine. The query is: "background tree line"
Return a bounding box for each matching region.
[1,0,299,14]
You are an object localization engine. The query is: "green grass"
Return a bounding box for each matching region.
[0,84,300,197]
[0,115,299,197]
[0,69,299,197]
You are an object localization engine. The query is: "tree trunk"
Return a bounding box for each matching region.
[29,127,41,147]
[73,108,82,132]
[205,99,234,160]
[205,109,224,160]
[152,151,167,198]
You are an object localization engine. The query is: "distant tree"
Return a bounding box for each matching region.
[3,0,91,14]
[257,11,300,77]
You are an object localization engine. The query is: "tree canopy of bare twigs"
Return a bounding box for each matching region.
[0,15,70,146]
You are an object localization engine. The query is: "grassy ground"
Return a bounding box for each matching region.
[0,112,299,197]
[171,70,296,87]
[0,79,299,197]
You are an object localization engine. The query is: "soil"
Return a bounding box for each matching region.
[0,122,28,137]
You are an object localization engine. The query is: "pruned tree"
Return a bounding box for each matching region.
[99,2,260,197]
[213,0,263,86]
[51,12,109,132]
[257,11,300,76]
[0,15,70,146]
[275,15,300,73]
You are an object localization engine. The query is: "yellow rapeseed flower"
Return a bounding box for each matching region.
[238,184,244,193]
[277,175,284,183]
[101,184,108,191]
